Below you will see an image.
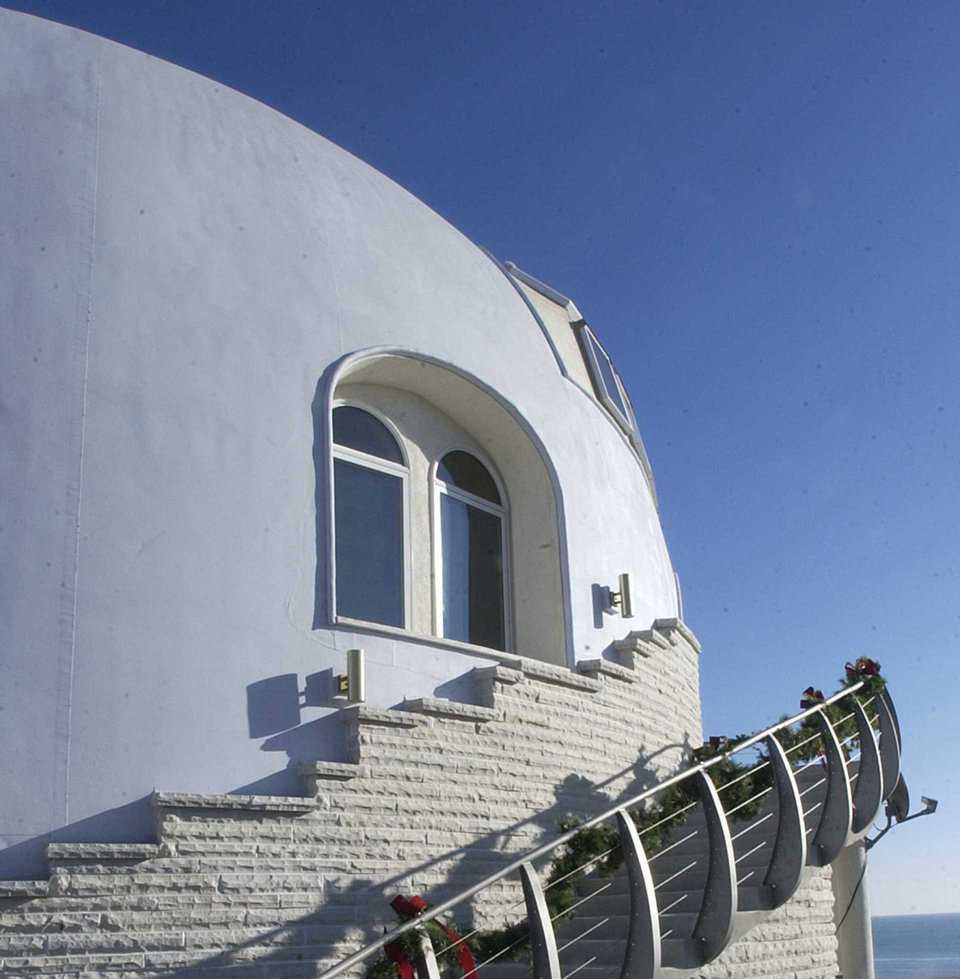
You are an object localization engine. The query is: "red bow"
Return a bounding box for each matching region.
[845,657,881,679]
[386,894,477,979]
[800,686,825,708]
[391,895,429,918]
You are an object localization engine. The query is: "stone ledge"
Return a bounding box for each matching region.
[400,698,500,722]
[151,792,316,815]
[344,705,425,728]
[577,658,637,683]
[298,761,361,782]
[613,626,674,657]
[0,881,49,899]
[517,658,602,692]
[46,843,161,862]
[653,617,702,653]
[473,665,524,686]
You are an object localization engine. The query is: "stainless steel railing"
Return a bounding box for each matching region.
[316,680,885,979]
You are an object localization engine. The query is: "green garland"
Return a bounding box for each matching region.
[364,665,885,979]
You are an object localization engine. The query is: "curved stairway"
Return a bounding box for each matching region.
[0,638,903,979]
[321,685,903,979]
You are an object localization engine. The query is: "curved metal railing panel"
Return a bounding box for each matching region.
[809,712,853,866]
[876,692,902,801]
[849,699,884,837]
[691,771,737,963]
[616,810,661,979]
[521,861,562,979]
[762,735,806,907]
[414,934,442,979]
[880,687,902,752]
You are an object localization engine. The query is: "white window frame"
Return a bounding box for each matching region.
[430,451,513,653]
[331,400,412,630]
[576,322,635,436]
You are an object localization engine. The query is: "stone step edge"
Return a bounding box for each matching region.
[0,924,368,953]
[46,844,162,863]
[612,628,670,657]
[400,697,500,722]
[514,658,601,692]
[652,617,702,654]
[576,658,637,683]
[298,761,361,782]
[0,939,363,972]
[341,705,426,729]
[151,792,316,815]
[0,881,49,899]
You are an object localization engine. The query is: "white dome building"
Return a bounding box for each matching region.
[1,4,678,877]
[0,10,894,979]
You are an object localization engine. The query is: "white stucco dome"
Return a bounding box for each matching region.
[0,9,682,877]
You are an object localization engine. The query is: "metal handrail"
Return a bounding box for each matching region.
[317,680,865,979]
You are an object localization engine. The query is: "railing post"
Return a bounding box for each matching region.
[520,861,562,979]
[849,698,884,837]
[809,710,853,866]
[616,810,660,979]
[762,735,806,906]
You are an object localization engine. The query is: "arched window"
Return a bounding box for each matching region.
[434,450,508,651]
[332,405,407,628]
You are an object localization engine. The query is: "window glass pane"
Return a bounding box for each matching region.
[333,405,403,464]
[334,458,404,626]
[587,333,630,421]
[440,493,505,650]
[437,450,501,504]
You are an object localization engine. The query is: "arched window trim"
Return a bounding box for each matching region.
[331,399,412,629]
[430,447,514,653]
[321,347,575,670]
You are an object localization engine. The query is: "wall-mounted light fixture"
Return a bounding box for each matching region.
[335,648,365,703]
[602,573,633,618]
[866,782,939,850]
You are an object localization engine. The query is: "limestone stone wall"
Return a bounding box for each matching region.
[0,620,841,978]
[703,870,839,979]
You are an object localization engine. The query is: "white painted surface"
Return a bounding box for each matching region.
[0,8,679,876]
[833,842,876,979]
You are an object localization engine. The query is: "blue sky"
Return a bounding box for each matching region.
[7,0,957,916]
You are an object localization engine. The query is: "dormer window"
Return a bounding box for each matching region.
[577,323,633,435]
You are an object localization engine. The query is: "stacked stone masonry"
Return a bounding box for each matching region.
[0,620,839,978]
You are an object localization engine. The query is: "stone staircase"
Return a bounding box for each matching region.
[0,624,898,979]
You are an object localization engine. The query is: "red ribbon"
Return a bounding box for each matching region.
[385,941,416,979]
[388,894,477,979]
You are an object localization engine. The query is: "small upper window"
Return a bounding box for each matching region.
[333,405,404,464]
[578,324,632,433]
[436,450,501,504]
[332,405,406,628]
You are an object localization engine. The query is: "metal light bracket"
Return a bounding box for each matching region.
[334,648,365,704]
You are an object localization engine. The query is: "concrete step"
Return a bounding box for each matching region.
[583,888,701,918]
